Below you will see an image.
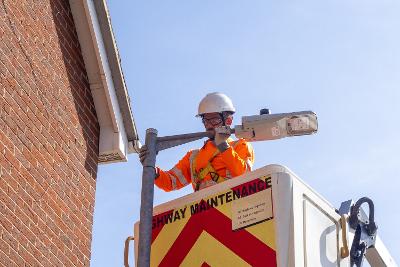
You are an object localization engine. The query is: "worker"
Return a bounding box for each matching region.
[139,92,254,191]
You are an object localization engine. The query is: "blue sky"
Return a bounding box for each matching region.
[91,0,400,265]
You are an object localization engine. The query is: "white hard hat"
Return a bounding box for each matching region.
[196,92,236,117]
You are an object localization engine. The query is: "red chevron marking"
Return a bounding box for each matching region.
[151,209,174,243]
[158,207,276,267]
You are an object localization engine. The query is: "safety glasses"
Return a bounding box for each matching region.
[201,116,223,126]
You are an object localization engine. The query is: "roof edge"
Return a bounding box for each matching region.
[92,0,139,147]
[69,0,140,164]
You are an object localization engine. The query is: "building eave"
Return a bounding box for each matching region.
[92,0,138,147]
[69,0,140,164]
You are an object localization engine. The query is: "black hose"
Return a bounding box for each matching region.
[349,197,378,235]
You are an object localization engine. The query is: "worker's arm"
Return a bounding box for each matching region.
[219,139,254,177]
[154,151,192,192]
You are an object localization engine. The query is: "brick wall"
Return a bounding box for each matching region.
[0,0,99,266]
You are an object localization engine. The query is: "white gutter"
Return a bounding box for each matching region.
[69,0,140,164]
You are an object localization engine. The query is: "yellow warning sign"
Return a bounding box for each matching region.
[149,176,276,267]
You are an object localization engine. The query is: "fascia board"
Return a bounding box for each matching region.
[92,0,139,150]
[69,0,138,163]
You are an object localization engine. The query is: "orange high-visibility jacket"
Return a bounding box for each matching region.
[155,138,254,191]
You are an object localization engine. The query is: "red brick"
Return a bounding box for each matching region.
[0,249,15,267]
[0,216,13,235]
[0,237,10,257]
[1,0,99,265]
[17,245,40,266]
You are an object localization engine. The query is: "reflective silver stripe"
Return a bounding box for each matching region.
[171,167,188,186]
[189,149,199,183]
[226,169,232,179]
[169,174,177,190]
[245,159,253,172]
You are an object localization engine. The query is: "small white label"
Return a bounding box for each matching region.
[231,189,273,230]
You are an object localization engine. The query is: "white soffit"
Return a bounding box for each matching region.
[69,0,140,164]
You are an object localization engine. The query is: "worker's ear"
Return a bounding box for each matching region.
[225,116,233,126]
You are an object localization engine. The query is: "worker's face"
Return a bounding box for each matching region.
[202,112,233,131]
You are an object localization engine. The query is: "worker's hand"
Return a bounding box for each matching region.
[138,145,148,165]
[138,145,160,178]
[214,126,231,146]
